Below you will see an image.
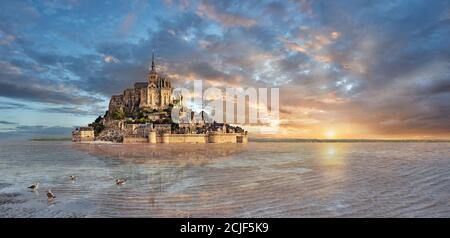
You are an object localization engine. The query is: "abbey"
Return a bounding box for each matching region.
[72,54,248,144]
[108,54,172,118]
[136,53,172,110]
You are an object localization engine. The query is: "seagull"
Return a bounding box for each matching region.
[116,179,127,185]
[46,190,56,200]
[69,175,77,181]
[27,182,39,190]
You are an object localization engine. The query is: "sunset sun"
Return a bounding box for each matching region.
[325,130,336,139]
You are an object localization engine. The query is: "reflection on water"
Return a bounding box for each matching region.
[0,141,449,217]
[325,146,336,158]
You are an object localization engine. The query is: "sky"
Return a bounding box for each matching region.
[0,0,449,139]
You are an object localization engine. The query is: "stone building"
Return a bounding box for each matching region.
[138,53,172,110]
[107,53,172,119]
[72,127,95,142]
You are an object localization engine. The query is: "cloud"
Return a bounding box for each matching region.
[103,54,120,63]
[117,0,150,37]
[330,31,340,39]
[119,13,137,37]
[0,120,17,125]
[0,31,16,45]
[197,1,256,27]
[285,42,307,53]
[42,105,104,116]
[0,60,22,75]
[0,71,100,105]
[0,101,29,110]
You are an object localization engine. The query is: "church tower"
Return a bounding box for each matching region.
[139,52,172,110]
[145,52,158,108]
[148,52,157,86]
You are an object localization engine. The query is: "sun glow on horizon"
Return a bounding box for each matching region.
[325,130,336,139]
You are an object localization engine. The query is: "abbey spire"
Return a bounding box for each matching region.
[150,52,156,73]
[148,52,158,86]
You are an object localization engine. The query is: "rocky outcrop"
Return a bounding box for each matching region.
[107,95,124,119]
[96,120,127,142]
[122,88,142,116]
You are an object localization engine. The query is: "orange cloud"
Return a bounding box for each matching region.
[314,55,333,63]
[120,13,136,37]
[331,31,340,39]
[103,55,120,63]
[285,42,307,53]
[197,2,256,27]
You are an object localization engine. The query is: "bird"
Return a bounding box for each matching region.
[46,190,56,200]
[116,179,127,185]
[69,175,77,181]
[27,182,39,190]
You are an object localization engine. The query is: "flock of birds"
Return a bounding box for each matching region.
[27,176,127,201]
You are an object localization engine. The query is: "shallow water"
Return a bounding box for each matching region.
[0,141,449,217]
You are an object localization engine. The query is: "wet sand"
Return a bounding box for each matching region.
[0,141,449,217]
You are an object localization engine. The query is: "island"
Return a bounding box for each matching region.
[72,54,248,144]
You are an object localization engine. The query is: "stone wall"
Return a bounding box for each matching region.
[117,132,248,144]
[124,132,248,144]
[123,135,149,144]
[237,134,248,143]
[157,134,208,143]
[208,133,238,143]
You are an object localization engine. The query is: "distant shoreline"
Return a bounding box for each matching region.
[30,137,72,141]
[250,138,450,143]
[29,137,450,143]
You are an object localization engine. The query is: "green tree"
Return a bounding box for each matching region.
[171,123,179,131]
[94,116,102,123]
[88,116,106,136]
[113,108,124,120]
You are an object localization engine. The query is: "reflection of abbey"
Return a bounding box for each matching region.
[72,54,248,144]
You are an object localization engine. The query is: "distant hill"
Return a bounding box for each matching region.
[0,126,72,141]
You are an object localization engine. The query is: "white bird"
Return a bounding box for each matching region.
[27,182,39,190]
[69,175,77,181]
[116,179,127,185]
[46,190,56,200]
